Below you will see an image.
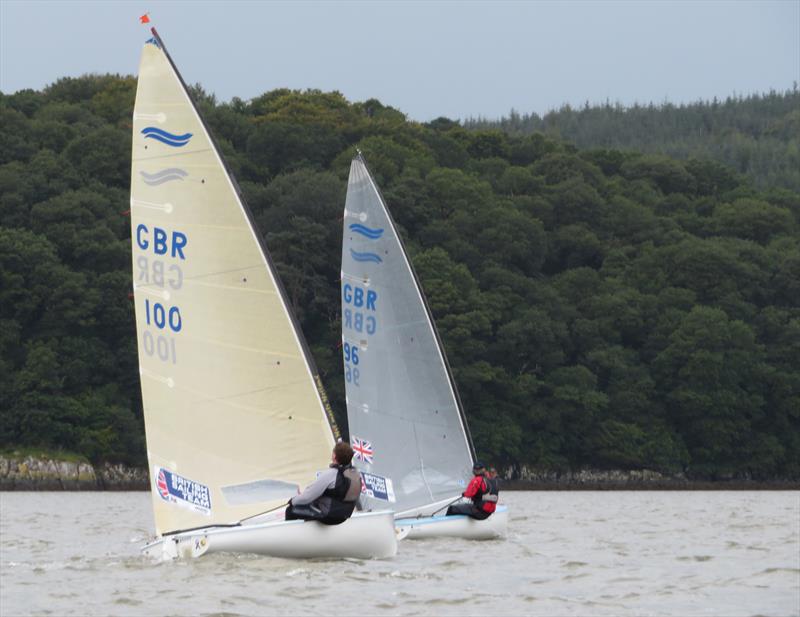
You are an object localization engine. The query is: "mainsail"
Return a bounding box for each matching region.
[131,30,338,535]
[341,154,475,517]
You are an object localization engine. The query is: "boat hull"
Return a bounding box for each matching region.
[142,510,398,560]
[395,505,508,540]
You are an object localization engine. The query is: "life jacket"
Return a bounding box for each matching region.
[482,476,500,513]
[320,464,361,525]
[469,475,498,514]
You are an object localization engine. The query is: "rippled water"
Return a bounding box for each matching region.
[1,491,798,616]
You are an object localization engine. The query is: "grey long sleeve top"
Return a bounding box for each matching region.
[290,467,338,506]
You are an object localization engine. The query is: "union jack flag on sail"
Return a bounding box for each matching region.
[352,437,374,464]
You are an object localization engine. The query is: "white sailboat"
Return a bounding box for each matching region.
[340,154,508,540]
[131,30,396,560]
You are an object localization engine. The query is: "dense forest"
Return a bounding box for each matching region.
[1,77,798,480]
[465,87,800,193]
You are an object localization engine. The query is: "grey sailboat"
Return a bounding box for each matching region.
[341,153,507,539]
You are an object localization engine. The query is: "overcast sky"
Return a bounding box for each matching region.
[1,0,798,121]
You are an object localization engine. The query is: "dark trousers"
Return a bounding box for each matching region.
[285,503,324,522]
[446,503,491,520]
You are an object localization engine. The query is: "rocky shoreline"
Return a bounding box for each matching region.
[1,455,796,491]
[501,467,799,490]
[0,455,149,490]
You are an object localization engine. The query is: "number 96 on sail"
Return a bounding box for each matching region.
[343,342,360,387]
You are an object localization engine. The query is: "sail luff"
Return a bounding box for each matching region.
[147,28,340,443]
[354,153,475,462]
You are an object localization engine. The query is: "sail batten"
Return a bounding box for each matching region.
[342,155,474,516]
[132,30,337,536]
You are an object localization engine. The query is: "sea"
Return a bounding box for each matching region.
[1,491,798,616]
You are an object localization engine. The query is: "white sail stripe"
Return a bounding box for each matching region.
[140,368,174,387]
[133,112,166,122]
[340,271,371,285]
[167,53,336,448]
[134,284,170,300]
[340,336,367,349]
[131,198,172,212]
[360,163,473,459]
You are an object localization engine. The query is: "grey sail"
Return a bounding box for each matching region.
[341,155,475,517]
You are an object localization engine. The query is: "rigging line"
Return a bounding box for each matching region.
[181,279,277,295]
[180,264,265,281]
[187,335,303,359]
[351,404,461,426]
[156,390,327,424]
[162,522,240,537]
[181,377,310,405]
[412,423,436,504]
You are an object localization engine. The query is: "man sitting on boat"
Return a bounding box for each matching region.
[285,442,362,525]
[446,462,499,520]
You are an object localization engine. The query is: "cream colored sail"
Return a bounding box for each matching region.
[131,30,337,536]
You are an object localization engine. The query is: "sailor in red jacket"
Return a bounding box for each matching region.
[446,462,498,520]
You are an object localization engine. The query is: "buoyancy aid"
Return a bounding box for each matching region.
[320,464,361,524]
[482,476,500,512]
[467,475,498,514]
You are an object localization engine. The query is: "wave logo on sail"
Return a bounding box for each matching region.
[145,37,161,49]
[350,249,383,264]
[154,466,212,516]
[141,126,193,148]
[360,471,396,503]
[140,168,188,186]
[349,223,384,240]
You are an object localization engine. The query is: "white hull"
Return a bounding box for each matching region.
[395,505,508,540]
[142,510,397,560]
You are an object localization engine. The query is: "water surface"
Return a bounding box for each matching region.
[1,491,798,616]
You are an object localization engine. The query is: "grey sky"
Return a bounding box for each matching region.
[1,0,798,121]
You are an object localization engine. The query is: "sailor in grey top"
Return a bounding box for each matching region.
[290,467,339,508]
[285,442,363,523]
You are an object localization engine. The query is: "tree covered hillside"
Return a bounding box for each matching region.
[465,87,800,193]
[1,76,798,479]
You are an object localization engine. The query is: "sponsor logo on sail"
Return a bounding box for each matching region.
[141,127,193,148]
[140,168,188,186]
[360,471,396,503]
[154,466,212,516]
[349,223,384,240]
[352,436,374,464]
[350,249,383,264]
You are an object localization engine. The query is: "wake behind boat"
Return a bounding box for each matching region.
[340,154,507,540]
[130,29,396,560]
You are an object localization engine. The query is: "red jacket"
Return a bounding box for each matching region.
[463,475,496,513]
